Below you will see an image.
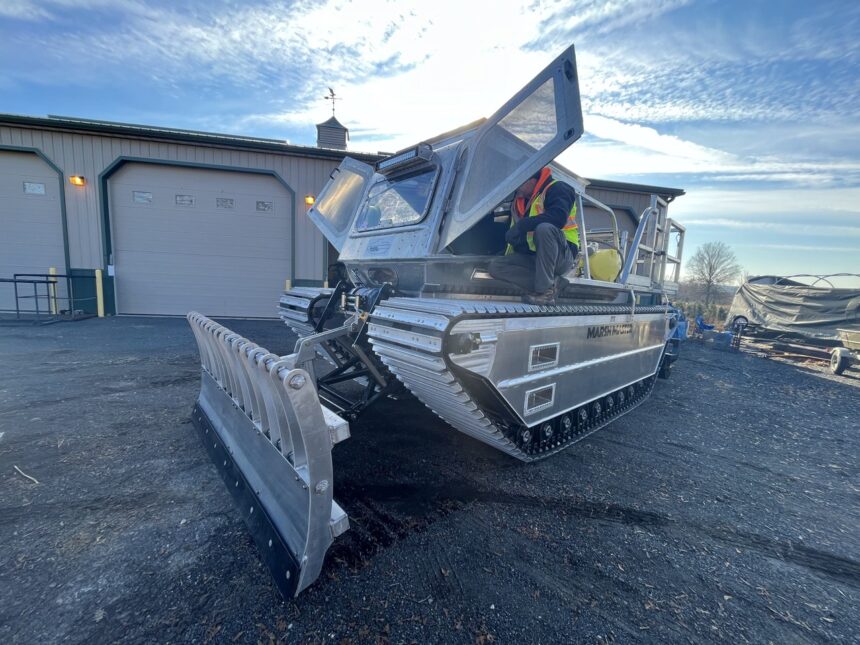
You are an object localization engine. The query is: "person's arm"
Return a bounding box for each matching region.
[513,182,575,233]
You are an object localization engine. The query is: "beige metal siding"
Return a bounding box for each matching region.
[0,125,340,282]
[0,151,65,312]
[110,163,292,317]
[584,187,653,243]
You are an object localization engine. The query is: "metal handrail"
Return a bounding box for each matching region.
[1,273,95,320]
[574,193,591,279]
[579,192,621,251]
[619,200,658,284]
[616,193,682,289]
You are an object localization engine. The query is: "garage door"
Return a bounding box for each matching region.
[110,164,292,317]
[0,151,66,312]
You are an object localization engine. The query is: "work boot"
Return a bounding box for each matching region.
[523,288,556,306]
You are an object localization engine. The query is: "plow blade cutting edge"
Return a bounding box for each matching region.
[186,312,349,597]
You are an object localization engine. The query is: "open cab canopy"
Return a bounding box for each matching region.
[437,45,583,250]
[306,45,584,256]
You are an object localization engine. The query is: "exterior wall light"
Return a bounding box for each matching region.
[69,175,86,186]
[304,194,315,206]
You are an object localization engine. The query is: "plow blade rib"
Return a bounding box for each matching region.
[187,312,349,598]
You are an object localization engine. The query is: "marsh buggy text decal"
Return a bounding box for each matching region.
[586,323,634,339]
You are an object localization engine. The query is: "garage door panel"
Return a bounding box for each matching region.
[115,235,290,254]
[114,208,289,233]
[0,152,65,312]
[117,252,287,280]
[115,228,288,257]
[114,203,290,225]
[110,164,293,317]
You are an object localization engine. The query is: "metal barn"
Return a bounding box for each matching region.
[0,114,372,317]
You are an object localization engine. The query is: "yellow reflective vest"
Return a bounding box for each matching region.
[507,179,579,254]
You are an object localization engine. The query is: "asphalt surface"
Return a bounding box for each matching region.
[1,317,858,644]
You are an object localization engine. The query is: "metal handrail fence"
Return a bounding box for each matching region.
[0,272,96,322]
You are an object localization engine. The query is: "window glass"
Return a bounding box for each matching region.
[356,168,437,231]
[23,182,46,195]
[314,168,368,236]
[459,77,556,213]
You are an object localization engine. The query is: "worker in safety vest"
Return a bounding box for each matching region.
[488,167,579,305]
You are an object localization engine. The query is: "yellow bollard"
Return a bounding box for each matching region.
[285,278,292,291]
[48,267,58,315]
[323,280,329,289]
[95,269,105,317]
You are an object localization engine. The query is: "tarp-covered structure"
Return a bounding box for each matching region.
[727,275,860,340]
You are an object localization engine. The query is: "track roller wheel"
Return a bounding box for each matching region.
[605,394,615,411]
[560,414,573,434]
[541,422,554,440]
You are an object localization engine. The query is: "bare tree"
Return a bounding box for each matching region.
[687,242,741,306]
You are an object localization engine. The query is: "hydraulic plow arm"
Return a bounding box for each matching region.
[186,312,349,597]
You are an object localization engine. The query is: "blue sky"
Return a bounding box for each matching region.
[2,0,858,279]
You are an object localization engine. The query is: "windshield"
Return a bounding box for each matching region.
[355,168,437,231]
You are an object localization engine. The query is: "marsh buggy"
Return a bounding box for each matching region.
[187,45,686,597]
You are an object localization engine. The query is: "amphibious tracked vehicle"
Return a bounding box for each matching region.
[187,45,686,597]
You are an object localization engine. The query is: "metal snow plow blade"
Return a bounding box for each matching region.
[186,312,349,598]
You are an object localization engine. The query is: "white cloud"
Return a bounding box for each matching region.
[0,0,148,20]
[735,243,859,254]
[553,113,860,187]
[0,0,55,19]
[583,115,733,164]
[680,218,860,238]
[4,2,859,233]
[531,0,692,40]
[671,187,860,219]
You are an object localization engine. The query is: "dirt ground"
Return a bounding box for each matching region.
[1,317,858,644]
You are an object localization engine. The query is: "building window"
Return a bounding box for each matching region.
[133,191,153,204]
[23,182,46,195]
[175,194,195,207]
[256,200,273,212]
[216,197,235,209]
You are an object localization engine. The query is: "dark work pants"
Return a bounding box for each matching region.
[488,223,577,292]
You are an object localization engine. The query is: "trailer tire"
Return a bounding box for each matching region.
[731,316,749,327]
[830,348,850,375]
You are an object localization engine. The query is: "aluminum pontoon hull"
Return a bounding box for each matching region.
[280,289,671,460]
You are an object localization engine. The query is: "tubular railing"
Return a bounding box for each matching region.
[0,273,96,321]
[617,194,684,290]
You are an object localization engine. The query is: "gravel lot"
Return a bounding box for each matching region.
[1,316,858,644]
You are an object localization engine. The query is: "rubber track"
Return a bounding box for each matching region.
[367,297,663,461]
